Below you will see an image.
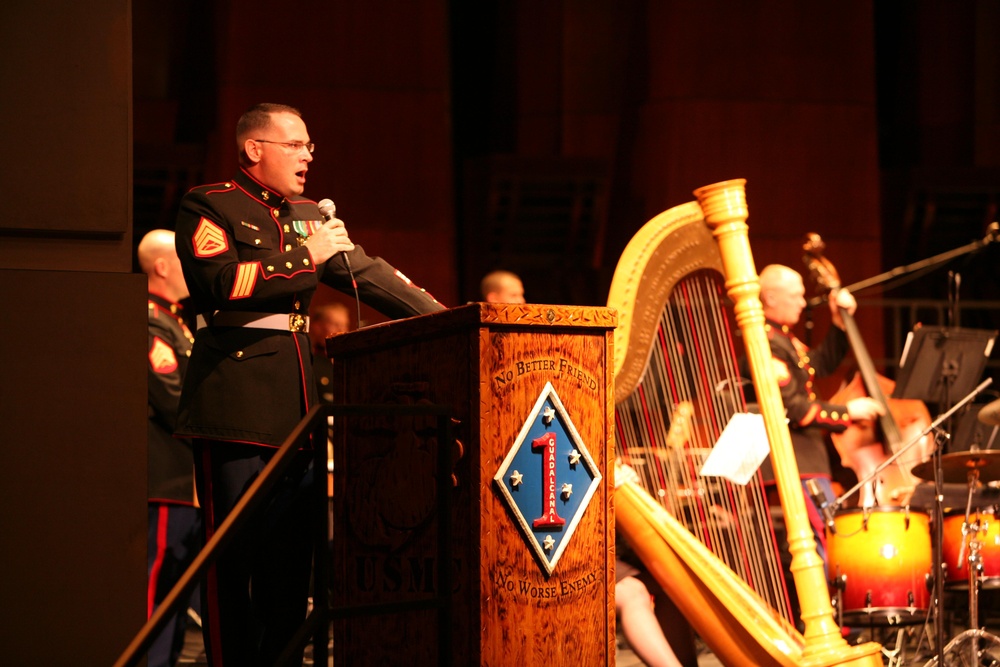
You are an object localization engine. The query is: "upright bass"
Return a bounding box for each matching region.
[802,233,933,507]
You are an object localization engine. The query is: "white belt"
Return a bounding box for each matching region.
[211,311,309,333]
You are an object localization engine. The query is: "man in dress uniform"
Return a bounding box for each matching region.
[139,229,201,667]
[758,264,883,499]
[173,102,444,666]
[754,263,883,627]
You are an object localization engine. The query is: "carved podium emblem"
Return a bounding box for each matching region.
[493,382,602,576]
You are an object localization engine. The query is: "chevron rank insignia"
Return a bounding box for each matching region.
[193,217,228,257]
[149,337,178,374]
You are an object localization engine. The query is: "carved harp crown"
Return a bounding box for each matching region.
[610,201,722,404]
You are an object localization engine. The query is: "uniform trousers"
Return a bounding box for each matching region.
[148,504,201,667]
[194,440,315,667]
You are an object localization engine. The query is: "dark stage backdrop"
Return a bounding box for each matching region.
[0,1,146,664]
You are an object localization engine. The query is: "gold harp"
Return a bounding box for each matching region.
[609,179,882,666]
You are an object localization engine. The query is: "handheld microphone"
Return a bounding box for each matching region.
[805,478,837,535]
[317,198,354,273]
[317,198,360,326]
[317,198,336,222]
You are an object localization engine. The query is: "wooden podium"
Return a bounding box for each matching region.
[326,302,617,665]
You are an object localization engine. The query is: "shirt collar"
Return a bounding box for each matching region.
[233,168,285,208]
[764,319,792,336]
[148,292,189,326]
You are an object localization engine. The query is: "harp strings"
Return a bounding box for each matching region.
[615,270,793,622]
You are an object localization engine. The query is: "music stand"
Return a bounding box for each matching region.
[890,326,996,661]
[891,326,997,409]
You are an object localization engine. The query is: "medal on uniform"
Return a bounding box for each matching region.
[292,220,322,238]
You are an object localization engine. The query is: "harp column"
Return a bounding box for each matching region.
[695,179,883,667]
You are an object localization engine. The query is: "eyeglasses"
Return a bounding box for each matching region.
[254,139,315,154]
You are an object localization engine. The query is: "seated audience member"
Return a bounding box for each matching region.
[617,551,685,667]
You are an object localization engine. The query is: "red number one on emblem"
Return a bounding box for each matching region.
[532,433,566,528]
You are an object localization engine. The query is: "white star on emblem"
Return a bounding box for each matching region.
[542,406,556,424]
[561,482,573,498]
[509,470,523,487]
[543,535,556,551]
[568,450,582,465]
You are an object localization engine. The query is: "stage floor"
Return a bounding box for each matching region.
[174,625,724,666]
[174,589,1000,666]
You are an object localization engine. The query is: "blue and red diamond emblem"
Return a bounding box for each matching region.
[494,382,602,576]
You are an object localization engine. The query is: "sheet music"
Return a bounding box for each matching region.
[899,329,915,368]
[699,412,770,485]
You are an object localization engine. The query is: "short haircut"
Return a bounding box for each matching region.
[236,103,302,166]
[758,264,797,298]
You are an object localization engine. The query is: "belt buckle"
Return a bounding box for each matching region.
[289,313,306,333]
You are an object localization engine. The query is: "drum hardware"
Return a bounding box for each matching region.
[883,628,909,667]
[957,511,990,583]
[943,504,1000,590]
[927,629,1000,667]
[830,570,847,628]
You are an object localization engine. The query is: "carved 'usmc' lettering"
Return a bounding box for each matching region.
[532,433,565,528]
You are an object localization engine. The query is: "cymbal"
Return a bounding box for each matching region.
[979,397,1000,426]
[911,450,1000,484]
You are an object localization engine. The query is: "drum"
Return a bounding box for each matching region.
[942,506,1000,588]
[826,506,931,625]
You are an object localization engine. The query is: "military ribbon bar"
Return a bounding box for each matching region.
[292,220,322,238]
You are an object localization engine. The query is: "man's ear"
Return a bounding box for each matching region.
[153,256,170,279]
[244,139,262,164]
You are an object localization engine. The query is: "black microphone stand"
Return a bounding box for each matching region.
[929,426,949,666]
[805,222,1000,309]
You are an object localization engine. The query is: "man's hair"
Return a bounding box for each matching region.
[236,103,302,166]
